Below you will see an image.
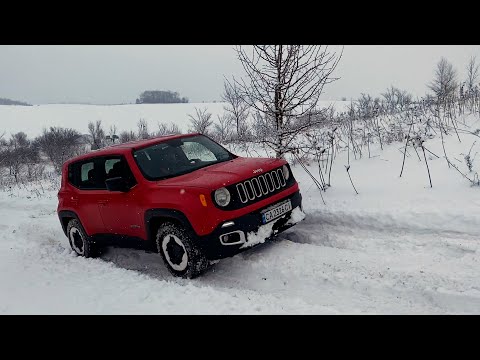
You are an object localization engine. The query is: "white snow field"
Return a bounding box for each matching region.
[0,101,347,138]
[0,104,479,314]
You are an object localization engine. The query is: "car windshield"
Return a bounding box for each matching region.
[133,135,235,180]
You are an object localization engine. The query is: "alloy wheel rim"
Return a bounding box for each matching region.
[162,234,188,272]
[69,227,85,255]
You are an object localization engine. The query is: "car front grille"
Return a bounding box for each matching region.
[236,168,287,204]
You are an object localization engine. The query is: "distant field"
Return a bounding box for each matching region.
[0,101,349,138]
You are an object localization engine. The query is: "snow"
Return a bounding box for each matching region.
[242,222,275,249]
[0,101,347,138]
[0,103,225,138]
[0,189,335,314]
[286,207,306,225]
[0,103,479,314]
[242,207,306,249]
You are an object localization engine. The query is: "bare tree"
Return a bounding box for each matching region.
[250,110,273,142]
[119,130,137,143]
[428,57,458,100]
[222,80,250,140]
[3,132,39,182]
[10,132,29,148]
[0,132,7,180]
[212,114,234,144]
[188,107,213,135]
[36,127,82,174]
[381,86,412,113]
[109,124,117,137]
[137,118,150,139]
[168,123,181,135]
[87,120,106,150]
[157,122,182,136]
[234,45,342,158]
[105,124,119,144]
[466,56,479,94]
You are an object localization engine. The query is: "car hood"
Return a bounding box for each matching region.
[156,156,286,189]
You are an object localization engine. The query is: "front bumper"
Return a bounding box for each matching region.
[198,190,303,260]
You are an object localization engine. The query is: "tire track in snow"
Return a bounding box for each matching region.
[204,236,480,314]
[273,213,480,313]
[5,203,479,314]
[63,213,480,313]
[2,214,337,314]
[99,234,480,314]
[301,210,480,238]
[283,213,479,259]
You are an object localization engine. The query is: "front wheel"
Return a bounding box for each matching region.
[156,222,210,279]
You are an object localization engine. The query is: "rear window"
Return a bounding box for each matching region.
[68,159,102,190]
[80,162,94,182]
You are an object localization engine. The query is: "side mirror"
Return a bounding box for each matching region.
[105,177,130,192]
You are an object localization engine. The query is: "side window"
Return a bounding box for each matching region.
[181,141,217,162]
[68,156,137,190]
[104,156,137,188]
[68,159,103,190]
[105,158,121,175]
[80,162,94,182]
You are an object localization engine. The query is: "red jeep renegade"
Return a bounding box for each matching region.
[57,133,303,278]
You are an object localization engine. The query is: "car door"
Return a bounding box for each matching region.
[96,155,143,238]
[67,158,107,236]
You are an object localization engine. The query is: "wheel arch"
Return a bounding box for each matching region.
[145,209,195,247]
[58,210,83,237]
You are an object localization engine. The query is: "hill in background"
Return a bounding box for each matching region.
[0,98,32,106]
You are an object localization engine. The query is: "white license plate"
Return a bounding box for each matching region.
[261,200,292,224]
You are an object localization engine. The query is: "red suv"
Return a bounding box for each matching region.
[57,133,303,278]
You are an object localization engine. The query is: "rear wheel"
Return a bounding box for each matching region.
[66,219,99,258]
[156,222,210,278]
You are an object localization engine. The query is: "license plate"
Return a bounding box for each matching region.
[261,200,292,224]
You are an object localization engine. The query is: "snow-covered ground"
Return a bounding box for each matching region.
[0,105,479,314]
[0,101,349,138]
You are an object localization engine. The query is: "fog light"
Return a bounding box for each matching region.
[219,231,245,245]
[221,233,240,243]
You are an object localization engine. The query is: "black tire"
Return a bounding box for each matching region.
[66,219,99,258]
[156,222,210,279]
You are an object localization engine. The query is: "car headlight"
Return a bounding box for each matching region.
[214,187,231,207]
[282,164,290,180]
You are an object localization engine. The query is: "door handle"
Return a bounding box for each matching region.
[98,200,108,206]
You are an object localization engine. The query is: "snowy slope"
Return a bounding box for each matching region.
[0,104,479,314]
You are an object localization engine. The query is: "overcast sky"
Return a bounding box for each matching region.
[1,45,479,104]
